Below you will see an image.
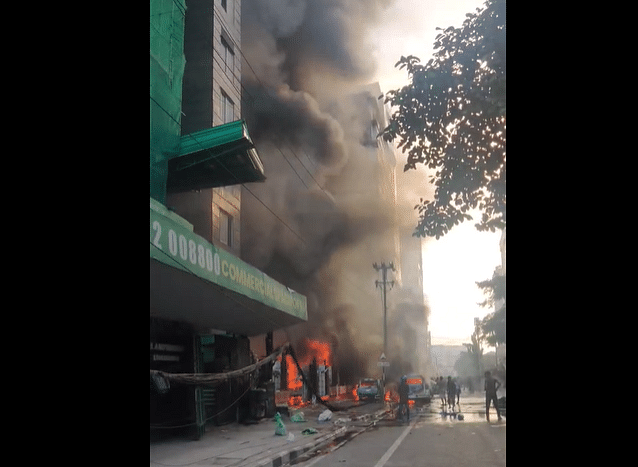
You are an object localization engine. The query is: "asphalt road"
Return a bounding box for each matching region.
[292,396,506,467]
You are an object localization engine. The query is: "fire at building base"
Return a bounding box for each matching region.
[271,338,388,411]
[150,0,433,440]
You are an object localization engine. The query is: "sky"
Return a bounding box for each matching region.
[369,0,489,94]
[367,0,503,347]
[421,220,502,347]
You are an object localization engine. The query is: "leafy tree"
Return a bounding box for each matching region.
[480,306,505,346]
[462,327,484,378]
[381,0,506,239]
[477,274,506,345]
[453,350,477,379]
[476,274,506,309]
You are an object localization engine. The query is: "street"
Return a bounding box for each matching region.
[291,396,505,467]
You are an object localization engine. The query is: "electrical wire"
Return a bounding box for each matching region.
[149,346,291,432]
[151,3,395,347]
[152,6,338,244]
[276,146,309,190]
[150,95,307,245]
[152,92,380,307]
[211,7,336,201]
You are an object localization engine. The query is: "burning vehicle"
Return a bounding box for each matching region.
[356,378,381,401]
[404,374,431,406]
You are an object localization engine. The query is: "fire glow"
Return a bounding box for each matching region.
[385,390,398,403]
[286,338,332,391]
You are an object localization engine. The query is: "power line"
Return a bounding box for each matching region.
[152,12,401,311]
[275,146,309,190]
[150,95,306,246]
[210,7,336,200]
[150,7,320,245]
[287,146,331,197]
[199,8,339,208]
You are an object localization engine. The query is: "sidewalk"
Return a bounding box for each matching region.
[150,403,387,467]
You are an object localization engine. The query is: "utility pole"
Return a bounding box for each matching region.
[373,261,395,390]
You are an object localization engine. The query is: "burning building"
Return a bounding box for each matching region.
[240,0,433,388]
[151,0,435,439]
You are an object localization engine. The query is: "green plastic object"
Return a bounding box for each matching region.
[274,412,287,436]
[290,410,306,422]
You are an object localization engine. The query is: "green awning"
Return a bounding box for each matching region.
[166,120,266,193]
[150,198,308,336]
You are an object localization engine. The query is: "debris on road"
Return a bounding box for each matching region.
[290,410,306,422]
[318,409,333,421]
[274,412,287,435]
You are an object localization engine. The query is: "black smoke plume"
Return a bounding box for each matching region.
[241,0,430,384]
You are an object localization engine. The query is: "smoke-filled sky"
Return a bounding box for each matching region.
[241,0,502,372]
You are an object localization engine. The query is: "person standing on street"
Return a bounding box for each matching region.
[484,371,502,422]
[398,376,410,423]
[438,376,446,406]
[447,376,456,411]
[456,379,461,405]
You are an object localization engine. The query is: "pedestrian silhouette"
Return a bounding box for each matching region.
[398,376,410,423]
[446,376,456,412]
[438,376,446,407]
[484,371,502,422]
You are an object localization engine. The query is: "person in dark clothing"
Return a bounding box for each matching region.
[438,376,446,406]
[484,371,502,422]
[446,376,456,411]
[398,376,410,422]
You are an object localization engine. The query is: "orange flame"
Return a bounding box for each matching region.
[304,339,331,366]
[285,354,302,390]
[285,338,332,392]
[288,395,305,407]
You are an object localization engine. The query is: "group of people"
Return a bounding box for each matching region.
[436,371,501,422]
[395,371,503,423]
[435,372,502,421]
[435,376,462,410]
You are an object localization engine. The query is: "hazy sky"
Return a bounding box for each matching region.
[369,0,489,94]
[368,0,503,347]
[421,220,501,347]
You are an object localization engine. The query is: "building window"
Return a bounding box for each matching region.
[221,90,234,124]
[219,210,233,247]
[362,119,379,147]
[221,35,234,71]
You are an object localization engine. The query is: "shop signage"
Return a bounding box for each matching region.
[150,199,307,320]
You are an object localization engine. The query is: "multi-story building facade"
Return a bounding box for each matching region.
[150,0,306,439]
[167,0,245,257]
[339,83,429,380]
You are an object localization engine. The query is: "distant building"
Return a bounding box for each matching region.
[353,83,430,379]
